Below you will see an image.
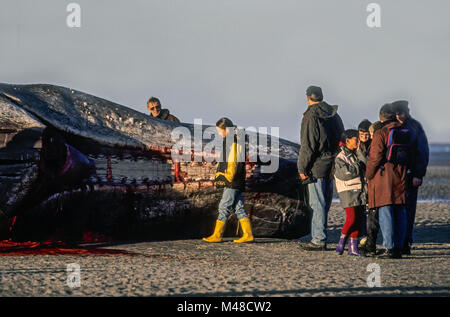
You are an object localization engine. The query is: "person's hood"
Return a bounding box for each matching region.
[383,120,401,129]
[308,101,339,119]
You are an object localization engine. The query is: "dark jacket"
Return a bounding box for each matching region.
[403,117,429,179]
[297,101,345,179]
[215,131,246,191]
[366,120,408,209]
[334,146,367,208]
[155,109,180,123]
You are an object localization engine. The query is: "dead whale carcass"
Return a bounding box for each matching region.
[0,83,308,242]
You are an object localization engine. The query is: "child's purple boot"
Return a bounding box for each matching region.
[348,238,366,257]
[336,235,348,255]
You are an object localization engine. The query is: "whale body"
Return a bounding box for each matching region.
[0,83,308,242]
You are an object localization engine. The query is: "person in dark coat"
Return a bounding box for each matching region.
[147,96,181,123]
[391,100,429,255]
[297,86,345,251]
[366,103,410,259]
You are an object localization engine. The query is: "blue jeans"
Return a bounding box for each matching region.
[306,178,333,246]
[378,204,407,249]
[217,188,248,222]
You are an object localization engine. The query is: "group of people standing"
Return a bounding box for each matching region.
[148,86,429,259]
[297,86,429,259]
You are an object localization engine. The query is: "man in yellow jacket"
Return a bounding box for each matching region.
[203,117,254,243]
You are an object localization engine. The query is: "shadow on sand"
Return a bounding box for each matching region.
[170,285,450,297]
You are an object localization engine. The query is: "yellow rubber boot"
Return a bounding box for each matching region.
[234,217,254,243]
[202,220,226,243]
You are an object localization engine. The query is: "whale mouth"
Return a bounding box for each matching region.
[0,91,46,205]
[0,126,42,214]
[0,128,42,163]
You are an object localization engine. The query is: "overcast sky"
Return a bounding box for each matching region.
[1,0,449,143]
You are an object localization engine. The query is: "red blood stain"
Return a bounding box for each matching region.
[106,155,112,181]
[8,216,17,232]
[0,232,135,256]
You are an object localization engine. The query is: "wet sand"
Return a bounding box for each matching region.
[1,202,449,297]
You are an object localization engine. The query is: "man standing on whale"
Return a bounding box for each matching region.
[297,86,344,251]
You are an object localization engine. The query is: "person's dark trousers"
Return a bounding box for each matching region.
[365,208,379,252]
[405,183,419,247]
[360,208,368,237]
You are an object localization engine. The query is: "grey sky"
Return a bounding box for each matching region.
[1,0,449,143]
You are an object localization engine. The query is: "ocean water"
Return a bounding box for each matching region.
[429,144,450,153]
[429,143,450,167]
[423,148,450,201]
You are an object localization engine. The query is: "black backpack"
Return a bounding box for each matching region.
[385,127,411,166]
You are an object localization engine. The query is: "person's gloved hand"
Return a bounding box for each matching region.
[412,177,422,187]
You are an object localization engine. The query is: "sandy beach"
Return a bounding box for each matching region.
[1,201,448,297]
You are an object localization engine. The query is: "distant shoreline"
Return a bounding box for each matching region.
[429,143,450,153]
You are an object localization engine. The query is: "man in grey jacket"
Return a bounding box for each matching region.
[298,86,345,250]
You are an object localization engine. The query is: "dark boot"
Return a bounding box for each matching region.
[361,243,377,256]
[336,235,348,255]
[348,239,366,257]
[392,247,403,259]
[402,241,411,255]
[363,234,378,256]
[299,242,327,251]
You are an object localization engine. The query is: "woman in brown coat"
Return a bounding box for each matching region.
[366,110,408,259]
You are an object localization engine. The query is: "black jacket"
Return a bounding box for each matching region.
[403,117,429,179]
[215,132,246,191]
[156,109,181,123]
[297,101,345,179]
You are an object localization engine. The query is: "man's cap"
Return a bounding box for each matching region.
[306,86,323,100]
[391,100,409,114]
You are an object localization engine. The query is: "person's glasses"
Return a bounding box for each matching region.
[148,105,160,111]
